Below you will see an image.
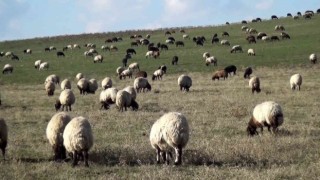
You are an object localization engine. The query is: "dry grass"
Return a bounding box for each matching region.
[1,65,320,179]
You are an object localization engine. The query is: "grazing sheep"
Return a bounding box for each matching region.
[88,79,98,94]
[172,56,179,65]
[76,73,84,81]
[45,81,56,96]
[49,46,56,51]
[46,112,71,160]
[63,116,93,167]
[262,36,270,42]
[60,79,71,90]
[101,77,112,90]
[123,86,137,101]
[182,34,189,39]
[34,60,42,69]
[249,76,261,94]
[84,51,93,57]
[241,26,248,31]
[119,69,133,80]
[247,48,255,56]
[0,118,8,159]
[205,56,218,66]
[11,55,19,61]
[290,74,302,91]
[93,55,103,63]
[280,32,291,39]
[116,67,125,77]
[247,101,284,136]
[257,32,267,40]
[101,45,110,51]
[220,39,230,46]
[222,31,229,37]
[55,89,76,111]
[224,65,237,76]
[39,62,49,70]
[57,51,65,57]
[178,75,192,92]
[152,69,164,81]
[175,41,184,47]
[126,48,136,55]
[212,70,228,80]
[77,78,90,95]
[129,62,140,72]
[133,77,151,93]
[99,87,118,110]
[110,45,118,51]
[23,49,32,54]
[244,67,253,79]
[115,90,139,111]
[203,52,210,59]
[271,15,278,19]
[4,52,13,58]
[309,53,317,64]
[150,112,189,165]
[270,36,280,41]
[2,64,13,74]
[145,51,154,58]
[275,25,285,31]
[230,45,243,53]
[135,71,148,79]
[45,74,60,85]
[158,65,167,74]
[73,44,80,49]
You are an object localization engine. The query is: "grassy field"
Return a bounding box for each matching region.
[0,15,320,179]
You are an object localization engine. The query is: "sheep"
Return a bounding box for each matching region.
[45,81,56,96]
[119,69,133,80]
[172,56,179,65]
[76,73,84,81]
[93,55,103,63]
[262,36,270,41]
[249,76,261,94]
[123,86,137,101]
[202,52,210,59]
[84,51,93,57]
[0,118,8,159]
[133,77,151,93]
[135,71,147,79]
[99,87,118,109]
[2,64,13,74]
[205,56,217,66]
[88,48,98,55]
[178,75,192,92]
[247,101,284,136]
[23,49,32,54]
[182,34,189,39]
[158,65,167,74]
[116,67,125,77]
[212,70,228,80]
[149,112,189,165]
[88,79,98,94]
[145,51,155,58]
[309,53,317,64]
[45,74,60,85]
[101,77,112,90]
[224,65,237,76]
[46,112,71,160]
[128,62,140,72]
[115,90,139,111]
[280,32,290,39]
[247,48,255,56]
[49,46,56,51]
[275,25,285,31]
[244,67,253,79]
[73,44,80,49]
[271,15,278,19]
[39,62,49,70]
[220,39,230,46]
[248,28,257,34]
[57,51,65,57]
[34,60,42,69]
[63,116,93,167]
[60,79,71,90]
[55,89,76,111]
[230,45,243,53]
[152,69,165,81]
[77,78,90,95]
[101,45,110,51]
[4,52,13,58]
[241,26,248,31]
[290,74,302,91]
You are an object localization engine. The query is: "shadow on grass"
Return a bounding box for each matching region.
[15,157,50,163]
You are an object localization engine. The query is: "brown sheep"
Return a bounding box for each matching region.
[212,70,228,80]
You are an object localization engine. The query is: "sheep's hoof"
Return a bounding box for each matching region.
[174,161,182,166]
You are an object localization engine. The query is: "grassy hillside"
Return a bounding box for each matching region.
[0,15,320,179]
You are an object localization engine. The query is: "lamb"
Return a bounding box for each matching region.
[45,74,60,85]
[93,55,103,63]
[101,77,112,90]
[45,81,55,96]
[39,62,49,70]
[99,87,118,110]
[115,90,139,111]
[224,65,237,76]
[88,79,98,94]
[46,112,71,160]
[220,39,230,46]
[63,116,93,167]
[119,69,133,80]
[55,89,76,111]
[309,53,317,64]
[249,76,261,94]
[2,64,13,74]
[149,112,189,165]
[230,45,243,53]
[243,67,253,79]
[212,70,228,80]
[128,62,140,72]
[247,101,284,136]
[135,71,147,79]
[247,48,255,56]
[290,74,302,91]
[178,74,192,92]
[0,118,8,159]
[123,86,137,101]
[77,78,89,95]
[152,69,164,81]
[76,73,84,81]
[133,77,151,93]
[60,79,71,90]
[205,56,217,66]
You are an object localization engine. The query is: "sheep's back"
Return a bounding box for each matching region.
[46,112,71,146]
[253,101,283,125]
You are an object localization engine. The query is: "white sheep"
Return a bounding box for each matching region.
[4,52,13,58]
[73,44,80,49]
[262,36,270,41]
[55,89,76,111]
[220,39,230,46]
[290,74,302,91]
[34,60,42,69]
[202,52,210,59]
[230,45,243,53]
[0,118,8,159]
[145,51,154,58]
[152,69,164,81]
[247,101,284,136]
[119,69,133,80]
[178,75,192,92]
[2,64,13,74]
[60,79,71,90]
[84,51,93,57]
[309,53,317,64]
[241,26,248,31]
[63,116,93,167]
[182,34,189,39]
[116,67,125,77]
[205,56,217,66]
[76,73,84,81]
[77,78,89,95]
[101,77,112,90]
[129,62,140,72]
[45,74,60,85]
[88,79,98,94]
[46,112,71,160]
[115,90,139,112]
[249,76,261,94]
[275,25,285,31]
[133,77,152,93]
[39,62,49,71]
[150,112,189,165]
[45,81,56,96]
[247,48,255,56]
[99,87,118,109]
[93,55,103,63]
[49,46,56,51]
[123,86,137,100]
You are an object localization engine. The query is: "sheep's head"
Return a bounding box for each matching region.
[55,99,61,111]
[151,75,156,81]
[131,100,139,111]
[101,102,110,110]
[247,117,258,136]
[146,83,152,91]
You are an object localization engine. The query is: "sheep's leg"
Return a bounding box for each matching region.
[83,151,89,167]
[156,147,161,164]
[165,152,170,165]
[161,151,166,163]
[52,145,59,161]
[72,151,78,167]
[174,147,182,165]
[60,146,66,160]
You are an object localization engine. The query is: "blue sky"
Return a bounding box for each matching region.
[0,0,319,41]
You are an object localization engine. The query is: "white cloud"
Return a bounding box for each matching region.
[255,0,274,10]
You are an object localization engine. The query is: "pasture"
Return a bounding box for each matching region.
[1,14,320,179]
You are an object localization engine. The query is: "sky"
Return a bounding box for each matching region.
[0,0,319,41]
